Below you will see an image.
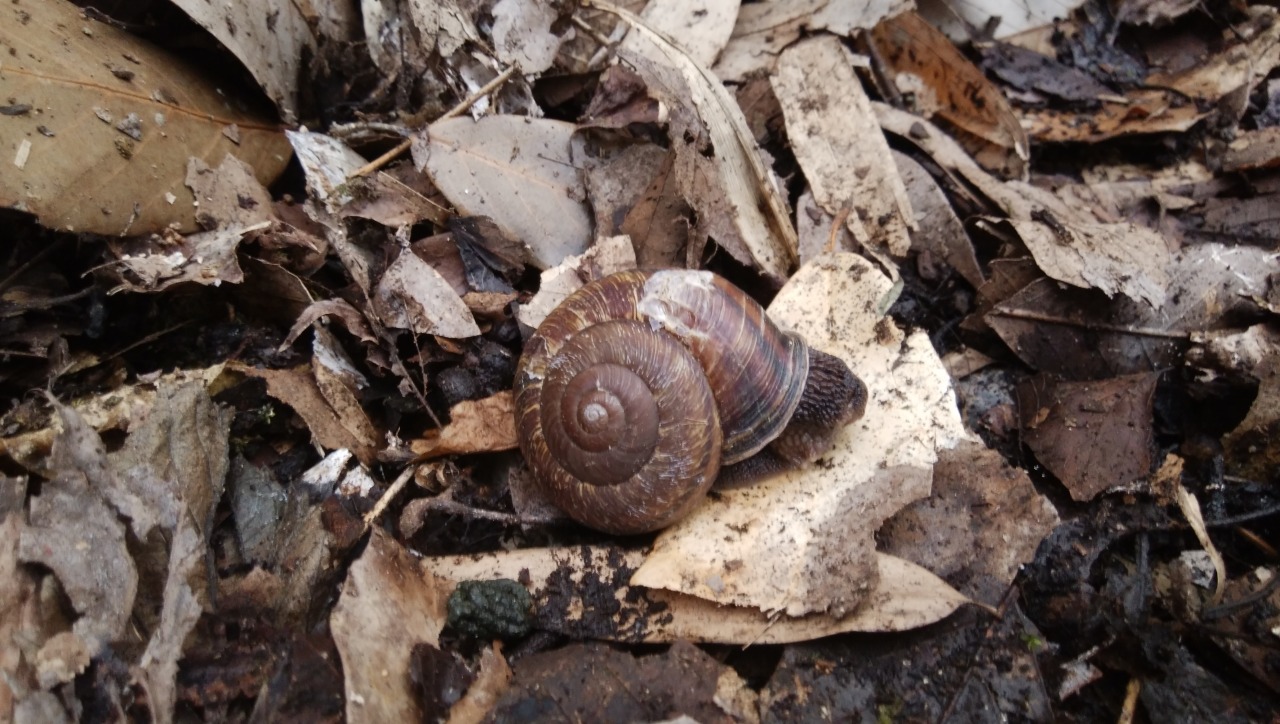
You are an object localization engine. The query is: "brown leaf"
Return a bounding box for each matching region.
[373,248,481,339]
[410,391,518,459]
[490,641,749,722]
[331,530,450,724]
[234,363,381,466]
[869,12,1029,179]
[1018,373,1159,502]
[880,439,1060,606]
[0,0,290,235]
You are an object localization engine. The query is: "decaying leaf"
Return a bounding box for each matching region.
[331,530,450,724]
[1019,373,1160,501]
[232,362,382,466]
[168,0,329,123]
[631,253,968,617]
[880,439,1059,606]
[425,546,969,644]
[869,11,1029,179]
[713,0,908,81]
[417,116,592,269]
[617,0,741,68]
[0,0,291,235]
[373,248,481,339]
[773,36,915,257]
[17,472,136,653]
[410,391,518,459]
[991,216,1171,307]
[489,641,752,721]
[601,1,799,282]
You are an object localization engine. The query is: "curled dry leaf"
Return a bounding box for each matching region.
[600,0,799,282]
[0,0,291,236]
[410,391,519,459]
[773,36,915,257]
[416,116,592,269]
[632,253,970,617]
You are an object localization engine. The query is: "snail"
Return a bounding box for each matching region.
[515,269,867,535]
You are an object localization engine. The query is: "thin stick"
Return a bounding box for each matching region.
[986,308,1190,340]
[349,65,521,178]
[364,465,418,531]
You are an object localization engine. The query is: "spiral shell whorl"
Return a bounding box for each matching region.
[516,273,725,534]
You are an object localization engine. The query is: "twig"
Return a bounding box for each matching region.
[363,465,418,531]
[349,65,520,178]
[986,308,1190,340]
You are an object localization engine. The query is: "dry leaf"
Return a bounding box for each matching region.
[18,473,136,653]
[869,11,1029,179]
[1018,373,1159,501]
[491,0,570,74]
[631,253,969,617]
[773,36,915,257]
[136,517,204,724]
[0,366,227,475]
[992,216,1172,307]
[331,530,450,724]
[0,0,291,235]
[410,391,518,459]
[618,0,741,68]
[714,0,908,81]
[425,546,969,644]
[168,0,323,123]
[373,249,482,339]
[417,116,592,269]
[233,362,381,465]
[880,439,1059,606]
[600,0,799,282]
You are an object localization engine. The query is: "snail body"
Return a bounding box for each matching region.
[515,269,866,534]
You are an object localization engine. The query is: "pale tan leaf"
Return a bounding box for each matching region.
[418,116,591,268]
[332,530,450,724]
[168,0,318,123]
[773,36,915,257]
[426,546,969,644]
[632,253,970,617]
[618,0,742,68]
[0,0,291,236]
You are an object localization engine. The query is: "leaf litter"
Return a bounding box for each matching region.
[3,0,1280,722]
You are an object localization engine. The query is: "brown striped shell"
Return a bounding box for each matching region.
[514,269,810,534]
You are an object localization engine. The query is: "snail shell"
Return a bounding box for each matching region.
[515,269,813,535]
